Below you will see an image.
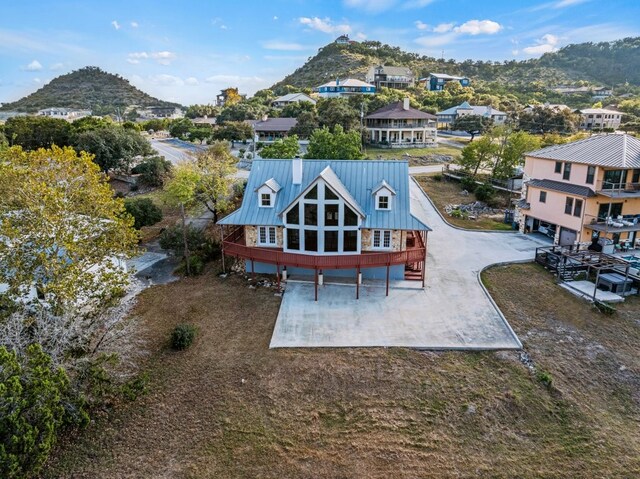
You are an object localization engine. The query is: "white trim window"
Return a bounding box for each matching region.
[372,230,392,250]
[258,226,277,246]
[260,193,273,208]
[377,195,390,210]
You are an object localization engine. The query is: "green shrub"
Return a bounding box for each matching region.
[475,183,496,202]
[131,156,173,187]
[450,209,468,219]
[460,176,477,192]
[124,198,163,229]
[171,324,197,350]
[536,370,553,389]
[180,255,205,276]
[0,344,88,479]
[432,173,443,182]
[594,301,616,315]
[159,225,219,260]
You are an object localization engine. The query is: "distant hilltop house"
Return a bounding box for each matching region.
[516,134,640,249]
[218,157,430,297]
[216,88,247,107]
[553,85,613,100]
[523,103,571,113]
[315,79,376,98]
[247,116,298,141]
[421,73,470,92]
[436,101,507,128]
[335,34,353,45]
[271,93,316,108]
[365,65,415,90]
[365,99,437,148]
[575,108,622,131]
[37,107,92,121]
[136,106,183,119]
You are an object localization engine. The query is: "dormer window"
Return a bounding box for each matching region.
[260,193,272,207]
[377,195,390,210]
[373,180,396,211]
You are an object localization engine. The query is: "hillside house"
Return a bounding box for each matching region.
[575,108,622,130]
[247,117,297,141]
[365,65,415,90]
[516,134,640,249]
[37,107,92,121]
[365,99,437,148]
[335,34,351,44]
[421,73,470,91]
[436,101,507,128]
[218,158,430,299]
[316,79,376,98]
[271,93,316,108]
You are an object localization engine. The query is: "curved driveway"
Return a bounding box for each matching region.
[270,178,549,350]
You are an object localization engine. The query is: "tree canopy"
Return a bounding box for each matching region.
[260,135,300,159]
[306,125,364,160]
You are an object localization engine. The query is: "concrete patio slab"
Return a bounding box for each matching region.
[269,178,549,350]
[560,281,626,303]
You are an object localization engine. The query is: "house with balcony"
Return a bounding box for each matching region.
[516,134,640,250]
[247,117,297,141]
[436,101,507,128]
[315,79,376,98]
[271,93,316,108]
[218,157,431,299]
[421,73,470,91]
[575,108,622,130]
[365,99,437,148]
[365,65,415,90]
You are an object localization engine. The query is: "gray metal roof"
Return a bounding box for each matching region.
[219,159,431,231]
[273,93,316,104]
[365,101,436,120]
[527,179,596,198]
[250,117,297,132]
[526,134,640,168]
[437,101,505,117]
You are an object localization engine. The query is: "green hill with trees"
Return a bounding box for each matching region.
[272,37,640,94]
[0,66,182,115]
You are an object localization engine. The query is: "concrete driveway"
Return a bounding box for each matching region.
[270,178,548,350]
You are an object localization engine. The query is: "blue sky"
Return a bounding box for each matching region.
[1,0,638,105]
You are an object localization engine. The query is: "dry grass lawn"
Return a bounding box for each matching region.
[415,175,514,231]
[366,146,461,166]
[44,263,640,478]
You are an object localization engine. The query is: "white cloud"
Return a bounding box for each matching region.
[415,21,429,30]
[33,78,42,83]
[273,16,278,20]
[211,18,228,29]
[454,19,502,35]
[130,21,139,28]
[111,20,121,30]
[127,51,176,65]
[415,32,458,48]
[149,74,184,86]
[554,0,589,7]
[299,17,351,35]
[522,33,560,55]
[24,60,42,71]
[185,77,199,85]
[343,0,434,12]
[50,62,64,71]
[205,74,265,84]
[355,32,367,40]
[433,22,455,33]
[262,40,307,51]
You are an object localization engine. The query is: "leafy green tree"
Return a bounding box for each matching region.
[124,198,163,229]
[450,115,494,141]
[4,116,71,150]
[280,100,316,118]
[192,142,238,223]
[187,126,213,144]
[168,118,195,139]
[212,121,254,141]
[306,125,364,160]
[518,106,580,134]
[217,101,268,123]
[131,156,173,187]
[140,118,170,132]
[70,116,114,135]
[75,126,153,172]
[260,135,300,159]
[185,104,220,119]
[457,136,499,176]
[0,145,138,310]
[493,130,541,178]
[289,111,319,139]
[0,344,87,479]
[317,98,360,131]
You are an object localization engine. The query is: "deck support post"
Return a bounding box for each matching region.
[386,264,390,297]
[220,226,226,274]
[314,268,318,302]
[356,267,360,300]
[422,232,428,288]
[276,264,281,292]
[593,269,601,301]
[251,259,256,281]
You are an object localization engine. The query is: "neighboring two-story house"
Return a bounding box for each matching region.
[365,99,437,148]
[516,134,640,248]
[246,117,298,141]
[575,108,622,131]
[218,158,430,298]
[436,101,507,128]
[365,65,415,90]
[315,79,376,98]
[421,73,470,91]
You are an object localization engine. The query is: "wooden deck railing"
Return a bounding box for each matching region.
[222,227,426,270]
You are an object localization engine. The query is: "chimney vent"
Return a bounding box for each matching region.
[292,156,303,185]
[403,98,410,110]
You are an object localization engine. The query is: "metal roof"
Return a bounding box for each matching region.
[576,108,621,115]
[317,79,375,88]
[527,179,596,197]
[273,93,316,104]
[526,134,640,168]
[428,73,468,80]
[365,101,436,120]
[255,178,281,193]
[219,159,431,231]
[250,117,297,132]
[371,65,414,76]
[437,102,506,117]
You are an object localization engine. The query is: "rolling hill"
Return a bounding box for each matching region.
[272,37,640,91]
[0,66,182,114]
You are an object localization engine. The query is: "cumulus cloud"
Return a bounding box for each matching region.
[415,21,429,30]
[299,17,351,35]
[23,59,42,71]
[433,22,455,33]
[148,74,184,86]
[185,77,199,85]
[522,33,560,55]
[111,20,121,30]
[414,18,502,50]
[262,40,307,51]
[127,51,176,65]
[454,19,502,35]
[211,18,228,30]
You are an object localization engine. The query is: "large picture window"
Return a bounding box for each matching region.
[286,229,299,250]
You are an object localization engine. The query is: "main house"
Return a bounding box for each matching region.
[575,108,622,131]
[365,65,415,90]
[218,158,430,298]
[365,99,437,148]
[436,101,507,128]
[516,134,640,249]
[421,73,470,91]
[315,79,376,98]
